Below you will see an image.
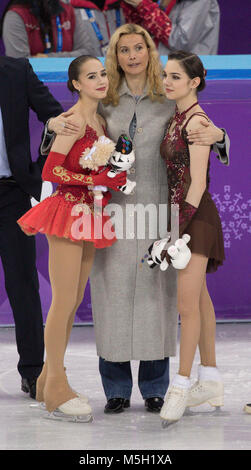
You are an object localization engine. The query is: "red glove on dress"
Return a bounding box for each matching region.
[42,151,126,191]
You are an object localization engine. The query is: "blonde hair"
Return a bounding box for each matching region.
[103,23,165,106]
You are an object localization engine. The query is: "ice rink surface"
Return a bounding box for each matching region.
[0,323,250,451]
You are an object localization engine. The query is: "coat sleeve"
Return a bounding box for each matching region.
[25,59,63,123]
[24,59,63,171]
[213,130,230,166]
[167,0,219,53]
[121,0,172,46]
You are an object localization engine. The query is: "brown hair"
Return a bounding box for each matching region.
[67,55,101,94]
[168,50,206,92]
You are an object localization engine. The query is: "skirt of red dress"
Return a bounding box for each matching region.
[17,187,116,249]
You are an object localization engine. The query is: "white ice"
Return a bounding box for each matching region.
[0,323,250,450]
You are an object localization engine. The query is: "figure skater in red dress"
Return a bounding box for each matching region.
[155,51,225,426]
[17,55,126,422]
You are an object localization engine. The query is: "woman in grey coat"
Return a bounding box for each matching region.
[89,23,228,414]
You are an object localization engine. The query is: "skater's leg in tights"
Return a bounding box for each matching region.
[36,241,96,403]
[42,235,91,412]
[65,241,96,349]
[177,253,208,378]
[198,279,216,367]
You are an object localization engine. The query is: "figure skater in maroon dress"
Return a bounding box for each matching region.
[18,55,126,422]
[152,51,225,426]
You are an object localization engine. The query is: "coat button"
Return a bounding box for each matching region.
[130,168,135,174]
[137,127,143,133]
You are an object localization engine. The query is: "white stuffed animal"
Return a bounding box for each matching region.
[147,234,191,271]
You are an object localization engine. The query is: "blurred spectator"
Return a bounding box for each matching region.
[1,0,94,58]
[70,0,126,57]
[122,0,220,55]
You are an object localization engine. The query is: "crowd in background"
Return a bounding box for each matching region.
[0,0,220,59]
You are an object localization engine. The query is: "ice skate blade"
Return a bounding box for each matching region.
[30,402,46,410]
[161,419,178,429]
[44,410,93,423]
[185,406,228,417]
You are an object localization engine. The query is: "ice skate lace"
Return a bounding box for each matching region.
[191,381,203,393]
[191,380,221,393]
[165,387,188,409]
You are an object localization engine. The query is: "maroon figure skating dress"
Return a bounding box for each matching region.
[160,108,225,273]
[17,125,116,248]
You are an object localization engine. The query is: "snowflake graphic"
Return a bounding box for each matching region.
[212,185,251,248]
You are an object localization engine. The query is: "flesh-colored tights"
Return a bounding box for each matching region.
[36,235,95,412]
[177,253,217,378]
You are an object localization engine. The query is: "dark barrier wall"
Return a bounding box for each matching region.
[0,0,251,55]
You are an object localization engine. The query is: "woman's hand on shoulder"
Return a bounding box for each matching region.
[51,118,86,155]
[186,115,223,146]
[48,109,83,137]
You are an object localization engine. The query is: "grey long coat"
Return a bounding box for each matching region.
[90,81,178,362]
[90,80,229,362]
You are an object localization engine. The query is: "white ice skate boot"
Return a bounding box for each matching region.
[31,391,89,411]
[186,380,224,409]
[187,365,224,409]
[45,397,93,423]
[160,384,190,427]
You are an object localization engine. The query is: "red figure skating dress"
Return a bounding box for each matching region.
[17,125,116,248]
[160,107,225,273]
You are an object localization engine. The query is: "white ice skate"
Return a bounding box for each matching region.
[160,386,189,428]
[45,397,93,423]
[30,391,89,411]
[186,380,224,409]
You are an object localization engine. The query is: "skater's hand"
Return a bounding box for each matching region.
[92,168,127,191]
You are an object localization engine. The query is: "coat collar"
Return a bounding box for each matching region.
[118,78,148,100]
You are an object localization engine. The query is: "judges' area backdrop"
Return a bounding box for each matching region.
[0,55,250,325]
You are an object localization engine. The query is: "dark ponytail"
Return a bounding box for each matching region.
[168,50,206,92]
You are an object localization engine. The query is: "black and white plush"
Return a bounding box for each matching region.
[147,234,192,271]
[107,134,136,195]
[80,134,136,201]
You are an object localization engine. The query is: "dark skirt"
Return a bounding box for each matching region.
[185,191,225,273]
